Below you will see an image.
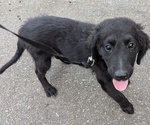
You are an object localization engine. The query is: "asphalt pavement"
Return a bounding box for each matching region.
[0,0,150,125]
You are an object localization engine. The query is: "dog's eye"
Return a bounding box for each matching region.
[128,42,136,50]
[105,44,112,52]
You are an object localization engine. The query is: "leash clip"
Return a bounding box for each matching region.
[87,56,95,66]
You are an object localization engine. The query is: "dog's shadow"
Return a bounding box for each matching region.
[46,58,76,86]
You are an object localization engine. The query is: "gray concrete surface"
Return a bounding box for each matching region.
[0,0,150,124]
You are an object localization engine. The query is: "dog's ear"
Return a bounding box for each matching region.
[136,24,150,65]
[91,31,100,60]
[87,27,101,62]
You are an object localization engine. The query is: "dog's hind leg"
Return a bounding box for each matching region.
[0,41,25,74]
[33,53,57,97]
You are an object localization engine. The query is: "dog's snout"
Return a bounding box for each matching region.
[114,70,128,80]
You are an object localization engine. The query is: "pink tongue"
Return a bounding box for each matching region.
[112,79,128,91]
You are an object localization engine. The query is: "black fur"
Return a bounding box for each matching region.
[0,16,149,114]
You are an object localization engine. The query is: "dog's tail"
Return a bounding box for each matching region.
[0,42,25,74]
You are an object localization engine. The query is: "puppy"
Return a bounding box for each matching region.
[0,16,149,114]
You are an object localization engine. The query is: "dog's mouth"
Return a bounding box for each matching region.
[112,79,129,91]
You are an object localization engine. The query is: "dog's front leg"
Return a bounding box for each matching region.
[97,78,134,114]
[92,65,134,114]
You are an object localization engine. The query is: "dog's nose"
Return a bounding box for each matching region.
[114,70,128,80]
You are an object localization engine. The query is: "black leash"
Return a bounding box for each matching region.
[0,24,95,68]
[0,24,64,57]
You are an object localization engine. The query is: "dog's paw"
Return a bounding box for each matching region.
[121,103,134,114]
[45,86,57,97]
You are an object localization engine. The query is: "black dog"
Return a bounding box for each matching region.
[0,16,149,114]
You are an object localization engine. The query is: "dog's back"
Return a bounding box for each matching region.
[19,16,94,61]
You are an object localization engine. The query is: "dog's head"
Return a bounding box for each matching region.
[88,17,150,91]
